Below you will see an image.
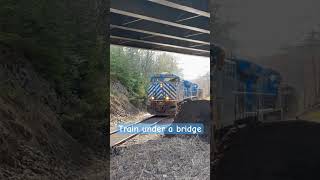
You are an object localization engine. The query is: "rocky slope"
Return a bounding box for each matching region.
[110,80,139,117]
[0,44,105,179]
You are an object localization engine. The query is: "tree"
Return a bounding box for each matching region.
[0,0,108,149]
[110,46,182,106]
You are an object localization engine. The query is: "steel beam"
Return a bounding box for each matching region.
[110,8,209,34]
[175,15,201,22]
[184,32,205,37]
[111,39,209,57]
[122,19,142,25]
[110,24,209,45]
[147,0,210,17]
[111,35,209,53]
[111,13,209,42]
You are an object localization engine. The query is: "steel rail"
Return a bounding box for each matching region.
[111,117,170,147]
[110,115,156,135]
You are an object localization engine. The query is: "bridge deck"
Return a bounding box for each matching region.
[110,0,209,57]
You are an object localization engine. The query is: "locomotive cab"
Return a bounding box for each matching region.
[147,74,180,116]
[147,73,202,116]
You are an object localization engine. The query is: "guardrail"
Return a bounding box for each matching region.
[233,91,283,121]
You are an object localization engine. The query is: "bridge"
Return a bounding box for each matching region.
[110,0,209,57]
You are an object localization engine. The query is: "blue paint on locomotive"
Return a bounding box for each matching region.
[191,84,199,96]
[147,73,201,115]
[148,80,177,100]
[182,80,199,98]
[233,58,281,111]
[235,58,281,93]
[148,74,200,101]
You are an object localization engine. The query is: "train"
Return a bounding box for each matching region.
[146,73,203,116]
[213,56,282,129]
[210,45,287,145]
[147,46,288,130]
[146,57,283,119]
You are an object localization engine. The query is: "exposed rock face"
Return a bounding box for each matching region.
[111,80,129,97]
[110,80,139,118]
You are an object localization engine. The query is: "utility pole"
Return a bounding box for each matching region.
[310,30,317,103]
[299,29,320,107]
[309,29,320,104]
[317,25,320,102]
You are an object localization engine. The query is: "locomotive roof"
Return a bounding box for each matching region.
[110,0,209,57]
[151,73,180,78]
[150,74,199,87]
[230,57,281,79]
[183,80,198,88]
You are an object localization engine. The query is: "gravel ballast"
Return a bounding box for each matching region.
[110,136,210,180]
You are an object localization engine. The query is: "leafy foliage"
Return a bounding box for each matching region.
[211,2,237,57]
[110,45,182,107]
[0,0,107,149]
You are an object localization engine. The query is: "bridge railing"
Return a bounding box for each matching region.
[233,91,282,121]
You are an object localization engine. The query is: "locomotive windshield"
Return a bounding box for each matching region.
[150,76,180,83]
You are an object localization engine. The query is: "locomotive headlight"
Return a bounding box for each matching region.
[160,83,163,88]
[150,96,154,100]
[165,96,170,101]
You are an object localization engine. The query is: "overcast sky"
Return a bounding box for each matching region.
[216,0,320,58]
[175,54,209,80]
[162,51,209,81]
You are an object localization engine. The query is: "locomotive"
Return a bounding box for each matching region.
[215,57,282,128]
[211,45,284,139]
[146,73,202,116]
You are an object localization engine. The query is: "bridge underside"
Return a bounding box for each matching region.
[110,0,209,57]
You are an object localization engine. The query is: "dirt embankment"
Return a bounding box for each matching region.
[110,80,146,128]
[110,80,139,117]
[168,100,211,142]
[0,45,106,179]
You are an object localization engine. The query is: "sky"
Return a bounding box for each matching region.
[173,53,209,81]
[151,50,210,81]
[216,0,320,59]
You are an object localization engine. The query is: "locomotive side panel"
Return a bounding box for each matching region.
[221,61,237,127]
[215,60,237,128]
[215,57,283,128]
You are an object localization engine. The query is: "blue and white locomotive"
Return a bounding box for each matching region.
[210,46,287,155]
[147,73,202,116]
[211,50,283,130]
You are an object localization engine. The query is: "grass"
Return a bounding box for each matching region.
[304,111,320,121]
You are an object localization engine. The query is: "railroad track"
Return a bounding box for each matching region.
[110,115,156,135]
[110,116,173,147]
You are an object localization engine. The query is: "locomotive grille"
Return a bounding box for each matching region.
[147,82,176,100]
